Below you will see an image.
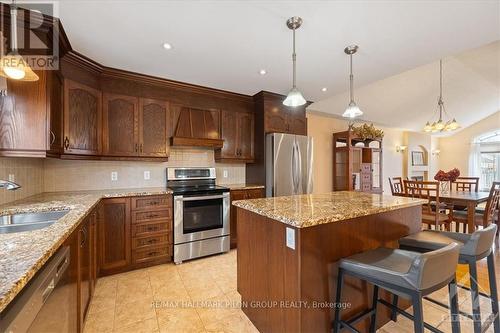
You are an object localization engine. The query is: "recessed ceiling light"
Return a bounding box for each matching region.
[259,69,267,75]
[162,43,172,50]
[321,87,327,92]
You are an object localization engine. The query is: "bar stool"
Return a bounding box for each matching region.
[397,224,499,333]
[333,243,461,333]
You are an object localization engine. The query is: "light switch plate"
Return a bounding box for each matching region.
[144,171,151,180]
[8,174,14,182]
[223,169,228,178]
[286,227,295,250]
[111,171,118,181]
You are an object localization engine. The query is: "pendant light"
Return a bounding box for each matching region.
[0,0,39,81]
[342,45,363,118]
[423,59,459,133]
[283,16,306,107]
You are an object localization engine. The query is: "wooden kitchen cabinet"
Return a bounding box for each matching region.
[216,110,254,162]
[98,198,131,275]
[229,187,265,248]
[102,93,139,156]
[63,79,102,155]
[258,91,308,135]
[78,216,92,329]
[139,98,169,157]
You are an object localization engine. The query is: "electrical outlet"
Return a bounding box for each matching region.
[8,174,14,182]
[286,227,296,250]
[223,169,228,178]
[111,171,118,181]
[144,171,151,180]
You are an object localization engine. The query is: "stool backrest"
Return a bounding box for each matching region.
[388,177,404,195]
[467,223,498,257]
[483,181,500,227]
[453,177,479,192]
[409,242,460,291]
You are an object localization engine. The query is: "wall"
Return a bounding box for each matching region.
[0,157,44,205]
[306,111,437,194]
[43,148,245,192]
[438,111,500,175]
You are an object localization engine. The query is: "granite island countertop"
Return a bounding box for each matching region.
[0,187,173,313]
[221,183,265,190]
[233,191,425,228]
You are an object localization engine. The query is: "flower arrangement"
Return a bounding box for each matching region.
[349,123,384,140]
[434,168,460,182]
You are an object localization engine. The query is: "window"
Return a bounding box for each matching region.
[473,130,500,190]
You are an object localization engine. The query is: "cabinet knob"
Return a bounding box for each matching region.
[50,131,56,146]
[64,137,69,150]
[140,143,143,153]
[135,143,138,152]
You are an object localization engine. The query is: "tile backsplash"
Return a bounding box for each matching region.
[0,158,44,205]
[43,148,246,192]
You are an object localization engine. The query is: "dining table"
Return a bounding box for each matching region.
[437,190,491,233]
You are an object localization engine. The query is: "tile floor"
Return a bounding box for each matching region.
[84,249,497,333]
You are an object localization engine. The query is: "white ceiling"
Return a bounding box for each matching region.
[310,41,500,133]
[55,0,500,104]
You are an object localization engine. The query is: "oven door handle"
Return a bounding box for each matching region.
[178,194,228,201]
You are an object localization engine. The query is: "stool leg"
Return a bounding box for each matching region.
[448,277,461,333]
[469,261,482,333]
[333,268,344,333]
[412,293,424,333]
[369,285,379,333]
[391,295,399,322]
[487,252,500,332]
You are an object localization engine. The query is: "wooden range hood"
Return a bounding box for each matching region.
[170,106,224,149]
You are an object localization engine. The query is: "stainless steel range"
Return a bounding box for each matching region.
[167,167,230,264]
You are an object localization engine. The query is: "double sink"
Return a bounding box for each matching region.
[0,210,69,234]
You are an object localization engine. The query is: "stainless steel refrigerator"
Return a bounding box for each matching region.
[265,133,313,197]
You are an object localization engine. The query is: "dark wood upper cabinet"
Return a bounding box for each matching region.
[48,72,64,154]
[265,103,289,134]
[102,93,139,156]
[261,92,308,135]
[98,198,131,275]
[215,110,254,162]
[139,98,169,157]
[171,105,223,148]
[63,79,102,155]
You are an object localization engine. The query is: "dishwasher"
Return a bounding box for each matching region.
[0,246,75,333]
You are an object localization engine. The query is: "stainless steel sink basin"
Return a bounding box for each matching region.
[0,210,69,234]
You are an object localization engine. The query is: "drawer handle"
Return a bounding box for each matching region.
[147,226,158,231]
[147,201,160,206]
[146,214,159,219]
[147,251,159,256]
[147,239,157,244]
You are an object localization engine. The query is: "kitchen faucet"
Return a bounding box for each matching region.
[0,180,21,190]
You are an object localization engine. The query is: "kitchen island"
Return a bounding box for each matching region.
[233,191,425,333]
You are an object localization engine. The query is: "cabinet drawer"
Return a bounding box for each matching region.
[361,174,371,182]
[132,246,171,264]
[132,209,172,223]
[131,195,171,211]
[361,184,372,191]
[132,221,170,237]
[132,233,171,250]
[361,164,371,173]
[246,188,264,199]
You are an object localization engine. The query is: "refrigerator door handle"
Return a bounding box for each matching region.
[291,141,297,194]
[296,139,303,194]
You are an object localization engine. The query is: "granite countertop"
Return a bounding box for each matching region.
[233,191,426,228]
[221,183,265,190]
[0,187,172,313]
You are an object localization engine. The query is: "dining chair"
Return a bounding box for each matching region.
[388,177,404,196]
[452,181,500,233]
[453,177,479,193]
[404,180,453,231]
[410,176,424,182]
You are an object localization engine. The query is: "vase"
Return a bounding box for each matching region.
[439,181,450,193]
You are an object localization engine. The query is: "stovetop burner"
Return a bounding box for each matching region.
[166,167,229,196]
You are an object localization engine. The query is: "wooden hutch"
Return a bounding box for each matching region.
[333,130,383,193]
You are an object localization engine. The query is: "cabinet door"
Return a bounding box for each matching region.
[78,217,92,326]
[63,80,102,155]
[89,211,98,294]
[371,149,382,193]
[229,190,248,249]
[139,98,168,157]
[289,114,307,135]
[99,198,131,275]
[265,104,289,133]
[219,110,238,159]
[237,112,254,160]
[48,71,64,153]
[246,188,265,199]
[102,93,138,156]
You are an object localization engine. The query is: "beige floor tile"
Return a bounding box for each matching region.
[116,277,153,306]
[114,297,156,329]
[195,294,240,327]
[153,283,192,303]
[203,311,259,333]
[88,294,116,315]
[184,276,225,302]
[84,309,115,333]
[156,307,205,333]
[113,318,159,333]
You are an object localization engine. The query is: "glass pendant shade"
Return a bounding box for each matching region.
[283,87,306,107]
[423,122,432,132]
[434,119,445,130]
[0,54,39,81]
[447,118,460,130]
[342,101,363,118]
